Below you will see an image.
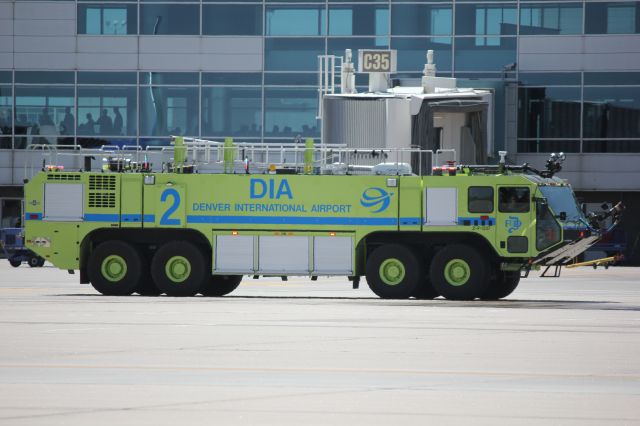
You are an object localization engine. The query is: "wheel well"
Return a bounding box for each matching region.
[79,228,211,283]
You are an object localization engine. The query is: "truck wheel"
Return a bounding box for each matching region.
[481,271,520,300]
[151,241,207,297]
[413,279,440,300]
[134,252,162,296]
[88,241,144,296]
[135,278,162,296]
[366,244,420,299]
[430,244,488,300]
[28,256,40,268]
[201,275,242,297]
[9,259,21,268]
[36,257,45,267]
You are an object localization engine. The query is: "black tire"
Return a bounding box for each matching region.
[412,260,440,299]
[134,251,162,296]
[366,244,420,299]
[430,244,488,300]
[200,275,242,297]
[151,241,207,297]
[413,279,440,299]
[36,257,45,267]
[88,241,144,296]
[481,271,520,300]
[135,277,162,296]
[28,256,40,268]
[9,259,21,268]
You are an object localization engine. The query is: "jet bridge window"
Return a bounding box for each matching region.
[499,187,530,213]
[468,186,494,213]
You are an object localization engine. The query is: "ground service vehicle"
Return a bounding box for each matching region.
[1,227,45,268]
[23,138,621,300]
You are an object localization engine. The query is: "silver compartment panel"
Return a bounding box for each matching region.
[215,235,254,273]
[258,236,309,274]
[44,183,84,221]
[313,236,352,274]
[425,187,458,226]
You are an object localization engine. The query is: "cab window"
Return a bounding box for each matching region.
[499,187,530,213]
[468,187,493,213]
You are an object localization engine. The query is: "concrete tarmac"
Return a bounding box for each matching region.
[0,263,639,425]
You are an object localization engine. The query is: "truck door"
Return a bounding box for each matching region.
[120,174,143,228]
[496,186,533,256]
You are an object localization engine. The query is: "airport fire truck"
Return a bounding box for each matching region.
[22,138,622,300]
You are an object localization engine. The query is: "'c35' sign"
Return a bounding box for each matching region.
[358,50,397,74]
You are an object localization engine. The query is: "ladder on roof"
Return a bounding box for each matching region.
[317,55,343,120]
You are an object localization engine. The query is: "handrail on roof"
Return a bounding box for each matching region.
[22,137,457,177]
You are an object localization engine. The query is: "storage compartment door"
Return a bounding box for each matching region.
[258,236,309,274]
[425,187,458,226]
[44,183,83,221]
[120,174,143,228]
[313,236,353,275]
[215,235,254,273]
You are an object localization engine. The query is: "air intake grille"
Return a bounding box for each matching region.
[88,193,116,208]
[88,175,117,209]
[47,174,80,181]
[89,175,116,191]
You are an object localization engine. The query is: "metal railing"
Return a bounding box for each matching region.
[23,138,458,178]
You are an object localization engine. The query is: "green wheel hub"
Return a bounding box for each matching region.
[444,259,471,287]
[101,255,128,282]
[379,258,406,286]
[165,256,192,283]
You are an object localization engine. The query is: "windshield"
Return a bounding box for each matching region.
[538,186,588,229]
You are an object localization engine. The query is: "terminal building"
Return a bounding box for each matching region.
[0,0,639,263]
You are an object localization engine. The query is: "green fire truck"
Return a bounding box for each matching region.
[23,139,618,300]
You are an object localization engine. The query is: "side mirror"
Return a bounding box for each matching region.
[559,211,567,221]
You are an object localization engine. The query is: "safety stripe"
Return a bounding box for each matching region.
[457,216,496,226]
[25,212,43,221]
[84,213,119,222]
[82,214,156,223]
[186,215,400,226]
[121,214,142,222]
[400,217,421,226]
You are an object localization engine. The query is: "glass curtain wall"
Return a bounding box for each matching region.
[517,72,640,153]
[78,3,138,35]
[583,74,640,152]
[201,74,262,140]
[1,0,639,153]
[517,72,582,153]
[585,1,640,34]
[14,72,74,149]
[77,72,138,148]
[0,76,11,149]
[139,72,199,147]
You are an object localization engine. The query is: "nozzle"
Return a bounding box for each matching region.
[498,151,507,164]
[498,151,507,173]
